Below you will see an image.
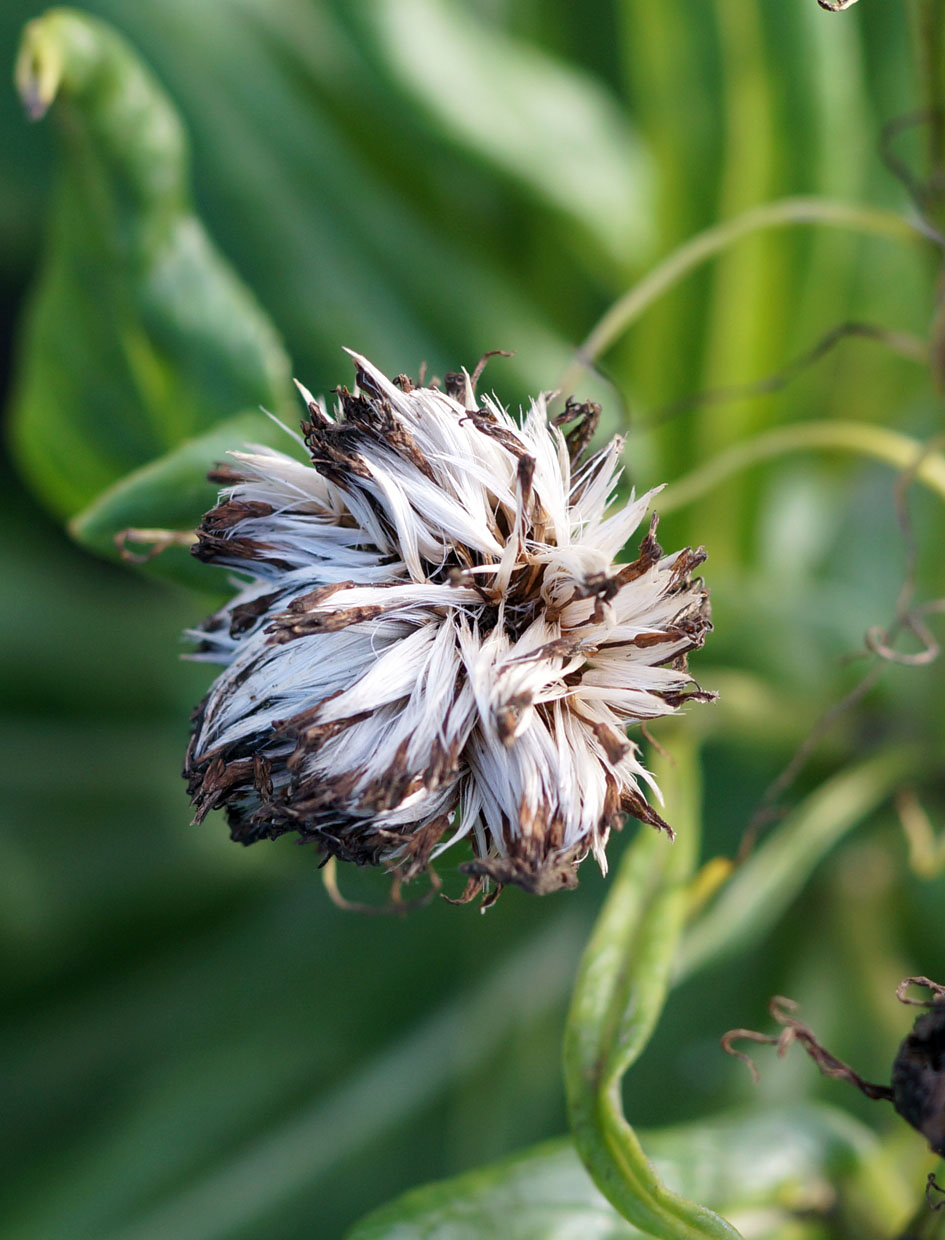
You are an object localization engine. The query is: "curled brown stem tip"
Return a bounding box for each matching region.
[898,976,945,1007]
[722,993,894,1102]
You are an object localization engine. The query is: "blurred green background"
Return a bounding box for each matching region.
[2,2,944,1237]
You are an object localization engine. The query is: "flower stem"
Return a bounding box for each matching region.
[659,420,945,515]
[907,0,945,225]
[563,734,742,1239]
[558,197,927,397]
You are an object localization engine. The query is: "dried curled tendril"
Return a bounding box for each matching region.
[721,994,894,1100]
[929,1172,945,1211]
[723,977,945,1192]
[896,975,945,1007]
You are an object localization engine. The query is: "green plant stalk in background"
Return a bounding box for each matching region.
[564,736,740,1239]
[677,747,919,985]
[559,197,927,400]
[659,421,945,515]
[907,0,945,218]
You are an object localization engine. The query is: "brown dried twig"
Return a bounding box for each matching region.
[880,110,945,244]
[721,995,894,1100]
[928,1173,945,1211]
[320,855,440,917]
[470,349,513,392]
[115,527,197,563]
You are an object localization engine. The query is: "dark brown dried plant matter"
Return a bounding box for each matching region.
[723,978,945,1161]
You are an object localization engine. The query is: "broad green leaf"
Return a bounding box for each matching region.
[84,0,577,399]
[364,0,653,268]
[347,1103,880,1240]
[11,8,292,525]
[69,409,301,588]
[564,735,740,1239]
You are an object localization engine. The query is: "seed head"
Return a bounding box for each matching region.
[184,351,713,900]
[892,987,945,1158]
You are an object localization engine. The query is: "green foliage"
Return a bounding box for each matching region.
[10,8,292,533]
[557,744,923,1239]
[359,0,654,268]
[70,409,300,586]
[347,1105,882,1240]
[564,738,738,1238]
[4,2,945,1238]
[677,748,920,982]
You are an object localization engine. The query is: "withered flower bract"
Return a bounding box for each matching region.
[184,351,712,899]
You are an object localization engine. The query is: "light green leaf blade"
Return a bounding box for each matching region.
[676,746,918,984]
[10,8,292,523]
[69,408,302,586]
[564,734,740,1239]
[365,0,653,267]
[347,1103,880,1240]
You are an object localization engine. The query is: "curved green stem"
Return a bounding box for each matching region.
[659,420,945,514]
[559,197,927,396]
[908,0,945,222]
[564,734,741,1239]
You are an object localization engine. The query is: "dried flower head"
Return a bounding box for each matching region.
[184,351,712,900]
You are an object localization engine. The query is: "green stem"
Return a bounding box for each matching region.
[659,420,945,515]
[908,0,945,221]
[559,197,926,397]
[564,735,741,1239]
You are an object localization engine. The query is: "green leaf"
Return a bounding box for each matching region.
[364,0,653,267]
[346,1103,880,1240]
[84,0,577,397]
[563,733,741,1239]
[10,8,292,525]
[69,408,300,587]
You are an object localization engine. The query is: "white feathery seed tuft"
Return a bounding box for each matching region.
[184,351,713,901]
